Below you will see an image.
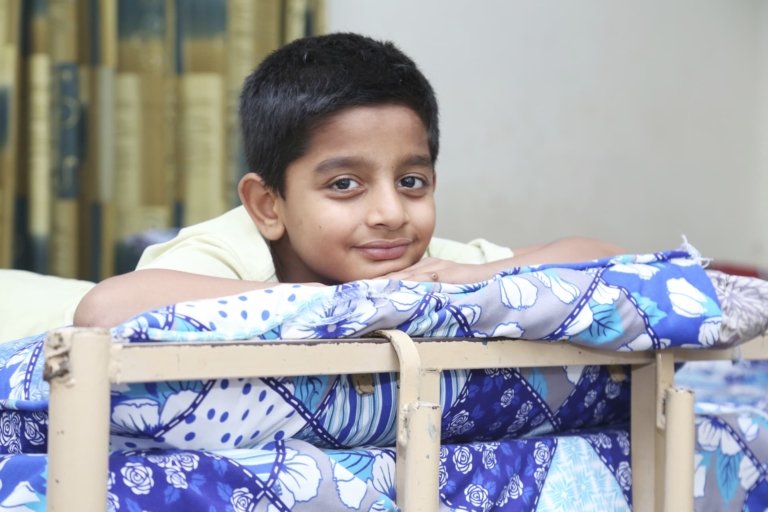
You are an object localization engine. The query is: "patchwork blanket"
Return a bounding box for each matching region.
[0,430,633,512]
[115,251,761,350]
[677,360,768,511]
[1,250,768,511]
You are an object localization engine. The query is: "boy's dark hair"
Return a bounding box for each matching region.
[239,32,439,196]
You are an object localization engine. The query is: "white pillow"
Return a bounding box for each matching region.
[0,270,95,343]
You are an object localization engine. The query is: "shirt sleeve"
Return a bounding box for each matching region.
[467,238,514,263]
[136,235,249,280]
[427,237,513,264]
[135,207,277,282]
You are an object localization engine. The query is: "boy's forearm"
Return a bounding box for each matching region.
[382,237,625,284]
[74,269,284,329]
[489,237,625,273]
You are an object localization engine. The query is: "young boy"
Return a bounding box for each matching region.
[75,33,622,328]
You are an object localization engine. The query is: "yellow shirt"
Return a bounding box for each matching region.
[137,206,513,279]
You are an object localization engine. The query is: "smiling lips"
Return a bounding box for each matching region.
[354,239,411,260]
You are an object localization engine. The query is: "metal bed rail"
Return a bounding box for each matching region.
[42,328,768,512]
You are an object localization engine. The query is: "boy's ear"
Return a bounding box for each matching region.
[239,173,286,241]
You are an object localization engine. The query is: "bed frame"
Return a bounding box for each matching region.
[41,328,768,512]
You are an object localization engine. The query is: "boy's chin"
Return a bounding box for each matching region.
[323,263,411,284]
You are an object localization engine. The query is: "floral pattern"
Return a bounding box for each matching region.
[0,250,767,510]
[0,441,396,511]
[105,251,752,353]
[677,358,768,511]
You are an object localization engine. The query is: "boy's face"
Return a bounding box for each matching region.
[266,104,436,284]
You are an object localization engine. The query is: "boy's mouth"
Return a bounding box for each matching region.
[354,239,411,261]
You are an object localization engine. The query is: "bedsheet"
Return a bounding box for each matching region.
[2,251,768,455]
[4,416,768,511]
[0,330,631,453]
[0,428,633,512]
[1,251,768,510]
[115,251,746,350]
[678,360,768,511]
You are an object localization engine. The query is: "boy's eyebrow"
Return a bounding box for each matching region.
[314,154,433,173]
[314,156,367,173]
[400,154,433,169]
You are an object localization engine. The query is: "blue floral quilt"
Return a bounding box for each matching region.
[1,250,767,510]
[677,360,768,511]
[116,251,734,350]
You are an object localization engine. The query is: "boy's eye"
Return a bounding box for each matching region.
[330,178,361,190]
[399,176,426,189]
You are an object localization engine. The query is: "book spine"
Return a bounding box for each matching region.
[177,0,227,227]
[26,0,50,274]
[179,73,226,226]
[78,0,116,281]
[28,53,51,274]
[165,0,179,229]
[117,0,172,237]
[226,0,256,208]
[254,0,281,62]
[307,0,325,36]
[283,0,309,44]
[76,0,93,280]
[171,0,184,227]
[49,0,81,278]
[96,0,116,280]
[0,0,21,269]
[113,73,142,242]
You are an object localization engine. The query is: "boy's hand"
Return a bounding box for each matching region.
[381,258,497,284]
[379,237,625,285]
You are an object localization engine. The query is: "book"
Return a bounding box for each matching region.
[22,0,50,273]
[307,0,325,37]
[254,0,281,61]
[0,0,21,270]
[115,0,173,273]
[283,0,309,44]
[97,0,117,280]
[49,0,81,279]
[113,71,141,274]
[165,0,179,229]
[177,0,227,227]
[118,0,172,228]
[77,0,116,281]
[226,0,256,208]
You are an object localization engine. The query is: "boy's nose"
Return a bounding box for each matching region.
[366,184,408,229]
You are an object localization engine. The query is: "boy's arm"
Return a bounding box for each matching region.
[74,270,317,329]
[384,237,625,284]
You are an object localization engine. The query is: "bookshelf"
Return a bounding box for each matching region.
[2,0,325,279]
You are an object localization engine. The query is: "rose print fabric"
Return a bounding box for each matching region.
[0,249,767,510]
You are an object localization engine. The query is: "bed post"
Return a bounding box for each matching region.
[373,330,441,511]
[631,352,674,512]
[401,401,442,509]
[44,328,112,512]
[663,388,695,512]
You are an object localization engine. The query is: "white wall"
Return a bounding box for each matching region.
[328,0,767,266]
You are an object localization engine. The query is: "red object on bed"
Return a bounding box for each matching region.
[709,262,768,279]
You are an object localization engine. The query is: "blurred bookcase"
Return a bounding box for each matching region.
[0,0,324,280]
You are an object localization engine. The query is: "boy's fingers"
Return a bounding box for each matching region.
[387,257,445,274]
[383,259,459,280]
[398,264,499,285]
[392,267,469,284]
[385,266,446,282]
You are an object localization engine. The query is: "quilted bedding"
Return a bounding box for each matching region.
[0,250,767,511]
